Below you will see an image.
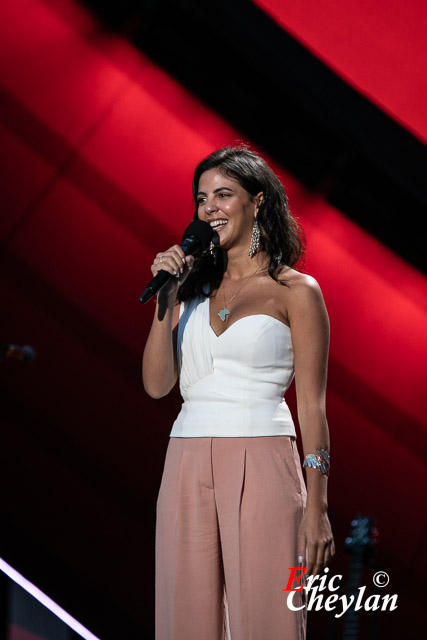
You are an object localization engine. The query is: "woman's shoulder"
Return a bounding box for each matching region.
[276,266,322,294]
[274,266,327,317]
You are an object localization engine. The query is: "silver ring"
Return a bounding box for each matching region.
[159,256,163,263]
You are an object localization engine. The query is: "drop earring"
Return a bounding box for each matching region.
[209,240,218,266]
[248,220,260,257]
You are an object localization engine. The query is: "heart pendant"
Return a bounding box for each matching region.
[218,308,230,322]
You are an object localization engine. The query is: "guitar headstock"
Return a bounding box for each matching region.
[344,514,378,562]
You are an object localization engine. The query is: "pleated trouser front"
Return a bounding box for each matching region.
[155,436,307,640]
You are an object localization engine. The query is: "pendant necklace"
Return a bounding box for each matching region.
[218,267,261,322]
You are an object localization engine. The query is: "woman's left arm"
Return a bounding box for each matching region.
[287,274,335,576]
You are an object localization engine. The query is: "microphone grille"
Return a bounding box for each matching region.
[182,220,213,251]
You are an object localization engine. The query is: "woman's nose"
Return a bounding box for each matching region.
[205,200,218,214]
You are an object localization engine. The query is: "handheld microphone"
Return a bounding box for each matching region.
[139,220,214,304]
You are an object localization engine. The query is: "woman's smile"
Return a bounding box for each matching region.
[208,218,229,232]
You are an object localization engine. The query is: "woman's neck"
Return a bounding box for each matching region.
[222,248,268,280]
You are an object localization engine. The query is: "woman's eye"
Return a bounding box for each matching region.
[197,198,206,204]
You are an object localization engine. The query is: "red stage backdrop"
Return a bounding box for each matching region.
[254,0,427,143]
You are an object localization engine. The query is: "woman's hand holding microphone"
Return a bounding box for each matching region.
[151,245,194,304]
[141,220,213,306]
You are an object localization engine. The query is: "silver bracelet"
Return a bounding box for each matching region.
[303,449,330,476]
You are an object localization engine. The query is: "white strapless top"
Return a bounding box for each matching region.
[169,295,296,437]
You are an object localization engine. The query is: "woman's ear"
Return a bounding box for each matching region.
[254,191,264,218]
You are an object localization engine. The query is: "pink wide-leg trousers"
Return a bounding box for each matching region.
[155,436,307,640]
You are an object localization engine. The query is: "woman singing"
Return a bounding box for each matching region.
[143,146,334,640]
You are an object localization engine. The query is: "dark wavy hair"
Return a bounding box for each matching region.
[178,146,305,301]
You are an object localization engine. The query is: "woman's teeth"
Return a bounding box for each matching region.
[210,220,228,229]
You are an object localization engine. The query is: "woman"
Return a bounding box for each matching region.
[143,146,334,640]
